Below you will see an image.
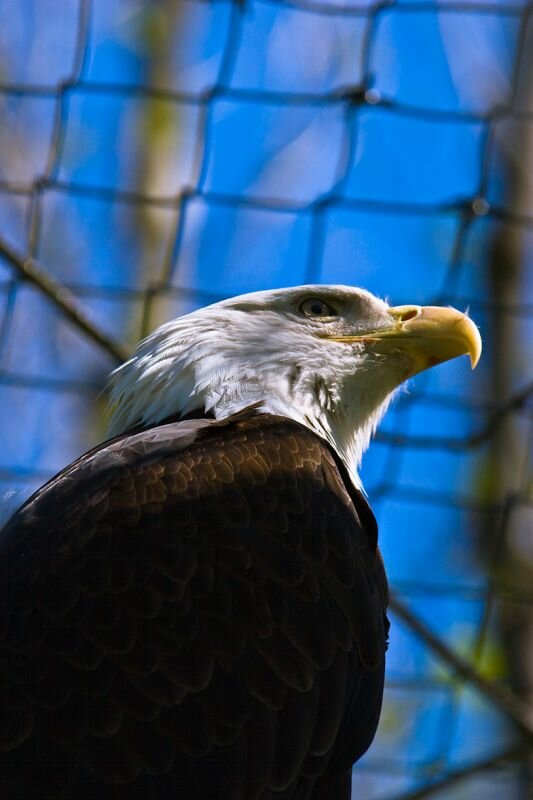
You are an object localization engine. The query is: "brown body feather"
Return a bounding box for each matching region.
[0,413,388,799]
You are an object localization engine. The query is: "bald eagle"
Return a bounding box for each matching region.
[0,286,480,799]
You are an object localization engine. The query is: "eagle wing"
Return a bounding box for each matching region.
[0,413,388,800]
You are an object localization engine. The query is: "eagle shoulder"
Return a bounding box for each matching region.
[0,412,388,799]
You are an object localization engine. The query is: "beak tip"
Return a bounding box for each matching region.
[467,322,482,370]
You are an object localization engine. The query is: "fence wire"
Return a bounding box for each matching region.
[0,1,532,798]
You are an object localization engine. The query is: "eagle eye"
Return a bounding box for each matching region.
[299,298,337,319]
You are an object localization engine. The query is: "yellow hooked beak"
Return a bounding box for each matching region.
[325,305,482,375]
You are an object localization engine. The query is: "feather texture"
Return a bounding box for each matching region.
[0,413,388,799]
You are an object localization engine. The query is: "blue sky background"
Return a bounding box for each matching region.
[0,1,532,797]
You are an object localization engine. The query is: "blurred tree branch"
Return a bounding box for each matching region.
[387,743,526,800]
[0,236,129,363]
[390,596,533,743]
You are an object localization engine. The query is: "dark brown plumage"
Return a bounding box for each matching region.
[0,412,388,799]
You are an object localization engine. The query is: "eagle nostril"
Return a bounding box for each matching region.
[391,306,421,323]
[399,308,419,322]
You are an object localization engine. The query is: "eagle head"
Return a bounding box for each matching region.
[107,285,481,487]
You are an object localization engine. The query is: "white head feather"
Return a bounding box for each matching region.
[107,285,411,489]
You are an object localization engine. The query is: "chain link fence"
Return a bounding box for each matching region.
[0,1,532,797]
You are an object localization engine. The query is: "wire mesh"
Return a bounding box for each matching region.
[0,1,532,797]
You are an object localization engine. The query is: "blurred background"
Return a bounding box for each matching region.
[0,0,532,797]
